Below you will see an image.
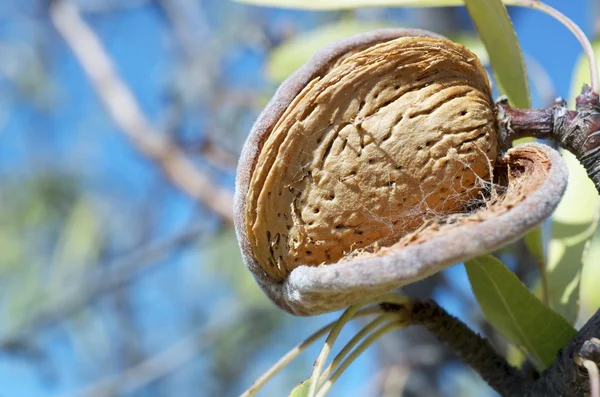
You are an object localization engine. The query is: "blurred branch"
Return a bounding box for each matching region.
[160,96,239,172]
[0,225,205,351]
[61,304,243,397]
[157,0,262,155]
[196,139,240,171]
[49,0,234,224]
[78,0,150,14]
[156,0,212,58]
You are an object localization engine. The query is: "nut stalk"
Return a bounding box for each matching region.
[497,85,600,194]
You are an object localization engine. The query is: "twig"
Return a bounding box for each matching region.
[60,303,243,397]
[49,0,234,223]
[315,321,405,397]
[240,306,384,397]
[392,300,529,397]
[0,225,205,351]
[515,0,599,93]
[496,87,600,194]
[308,305,361,397]
[156,0,212,59]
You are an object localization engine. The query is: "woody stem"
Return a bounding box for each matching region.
[496,85,600,195]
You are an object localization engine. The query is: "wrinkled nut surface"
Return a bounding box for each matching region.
[234,29,568,316]
[248,35,495,281]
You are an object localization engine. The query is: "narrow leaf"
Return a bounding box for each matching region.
[237,0,465,9]
[547,152,599,323]
[289,379,311,397]
[570,40,600,101]
[450,33,489,65]
[204,230,278,308]
[524,226,549,304]
[269,29,489,84]
[268,20,390,83]
[579,230,600,322]
[464,0,530,108]
[465,255,576,369]
[545,40,600,323]
[236,0,519,10]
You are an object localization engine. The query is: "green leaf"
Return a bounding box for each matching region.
[268,20,391,83]
[465,255,576,369]
[579,230,600,321]
[450,33,489,65]
[203,229,276,308]
[0,229,24,273]
[289,379,312,397]
[249,0,530,107]
[464,0,530,108]
[236,0,520,11]
[237,0,466,9]
[570,40,600,102]
[544,40,600,323]
[547,151,599,323]
[269,28,489,84]
[51,199,101,272]
[523,225,548,303]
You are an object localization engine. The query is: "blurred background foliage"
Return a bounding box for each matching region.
[0,0,599,396]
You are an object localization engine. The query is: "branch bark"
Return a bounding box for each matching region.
[49,0,234,223]
[497,86,600,193]
[60,304,243,397]
[0,225,205,351]
[385,300,600,396]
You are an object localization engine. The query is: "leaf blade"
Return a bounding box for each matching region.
[547,152,599,323]
[236,0,464,9]
[464,0,530,108]
[289,379,311,397]
[546,40,600,322]
[465,255,576,369]
[523,225,549,304]
[236,0,520,10]
[268,20,391,83]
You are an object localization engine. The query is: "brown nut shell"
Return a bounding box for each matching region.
[234,29,568,316]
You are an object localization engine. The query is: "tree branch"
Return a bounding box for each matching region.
[0,225,205,351]
[384,300,600,396]
[383,300,529,396]
[60,304,243,397]
[49,0,234,223]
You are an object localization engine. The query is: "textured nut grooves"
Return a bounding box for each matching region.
[283,143,567,315]
[245,37,496,282]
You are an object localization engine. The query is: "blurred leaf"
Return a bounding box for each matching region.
[450,33,489,65]
[7,265,44,332]
[570,40,600,102]
[203,229,274,308]
[545,41,600,323]
[268,24,489,85]
[464,0,530,108]
[237,0,519,9]
[0,175,83,332]
[506,343,526,368]
[268,20,390,83]
[524,226,548,303]
[465,255,576,369]
[547,151,599,323]
[261,0,529,104]
[0,229,24,272]
[523,227,545,270]
[238,0,465,9]
[289,379,311,397]
[465,0,541,308]
[234,0,518,10]
[51,199,101,279]
[579,230,600,322]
